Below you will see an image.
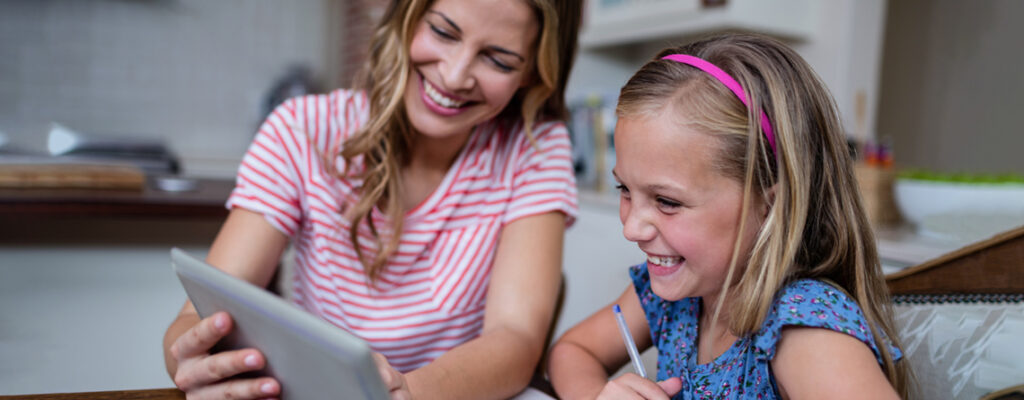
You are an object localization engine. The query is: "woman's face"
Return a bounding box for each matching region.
[613,111,764,302]
[403,0,539,141]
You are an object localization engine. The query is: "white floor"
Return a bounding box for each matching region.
[0,199,655,395]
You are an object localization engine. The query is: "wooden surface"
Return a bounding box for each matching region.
[886,224,1024,295]
[0,388,184,400]
[0,163,146,190]
[0,177,234,218]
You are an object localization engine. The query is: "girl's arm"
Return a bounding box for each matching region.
[548,286,673,399]
[772,327,900,400]
[163,208,291,398]
[393,211,567,400]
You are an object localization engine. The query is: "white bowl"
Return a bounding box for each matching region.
[894,178,1024,241]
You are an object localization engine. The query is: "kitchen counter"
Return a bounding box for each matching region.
[0,177,233,219]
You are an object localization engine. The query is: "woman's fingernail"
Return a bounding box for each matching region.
[245,354,259,367]
[261,382,275,394]
[214,315,226,330]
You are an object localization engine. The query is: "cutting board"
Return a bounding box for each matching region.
[0,163,145,190]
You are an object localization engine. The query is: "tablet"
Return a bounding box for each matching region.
[170,248,389,400]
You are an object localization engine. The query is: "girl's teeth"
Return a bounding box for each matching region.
[647,255,682,266]
[424,81,465,109]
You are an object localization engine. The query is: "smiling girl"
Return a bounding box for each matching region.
[547,34,910,399]
[162,1,583,399]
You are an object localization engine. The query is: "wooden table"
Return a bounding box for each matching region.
[0,389,184,400]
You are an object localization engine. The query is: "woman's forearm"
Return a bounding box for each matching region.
[548,340,613,400]
[405,325,544,400]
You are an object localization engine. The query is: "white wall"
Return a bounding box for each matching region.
[0,0,338,178]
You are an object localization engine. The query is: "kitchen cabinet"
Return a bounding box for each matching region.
[580,0,817,49]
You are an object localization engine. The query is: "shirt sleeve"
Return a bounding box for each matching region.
[226,98,306,236]
[753,279,903,365]
[501,120,579,227]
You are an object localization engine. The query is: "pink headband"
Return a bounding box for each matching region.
[661,54,776,153]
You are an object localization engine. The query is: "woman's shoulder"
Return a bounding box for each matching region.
[260,89,369,145]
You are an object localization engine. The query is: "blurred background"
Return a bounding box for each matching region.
[1,0,1022,395]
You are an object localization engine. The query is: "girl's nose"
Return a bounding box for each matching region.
[621,206,656,243]
[440,47,475,91]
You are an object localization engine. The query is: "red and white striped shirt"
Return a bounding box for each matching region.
[228,89,578,371]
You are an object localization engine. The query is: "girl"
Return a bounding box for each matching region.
[547,34,910,399]
[163,0,583,399]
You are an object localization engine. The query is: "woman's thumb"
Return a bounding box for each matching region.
[657,376,683,396]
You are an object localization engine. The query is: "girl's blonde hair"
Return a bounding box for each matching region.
[616,33,910,396]
[337,0,582,281]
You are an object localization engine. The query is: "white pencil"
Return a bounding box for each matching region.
[612,304,647,379]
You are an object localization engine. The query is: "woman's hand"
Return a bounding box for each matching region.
[373,352,413,400]
[168,311,281,399]
[595,374,682,400]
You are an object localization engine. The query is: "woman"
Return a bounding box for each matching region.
[162,0,583,398]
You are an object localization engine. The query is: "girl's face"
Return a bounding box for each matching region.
[613,112,764,302]
[403,0,538,141]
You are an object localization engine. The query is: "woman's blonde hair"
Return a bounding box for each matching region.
[337,0,582,281]
[616,33,911,396]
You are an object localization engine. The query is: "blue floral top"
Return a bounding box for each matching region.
[630,263,902,399]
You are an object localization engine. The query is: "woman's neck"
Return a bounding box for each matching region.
[406,129,473,172]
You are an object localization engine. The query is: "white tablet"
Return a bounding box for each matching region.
[170,248,389,400]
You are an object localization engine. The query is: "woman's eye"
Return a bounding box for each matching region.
[429,24,456,40]
[487,56,514,72]
[656,197,681,208]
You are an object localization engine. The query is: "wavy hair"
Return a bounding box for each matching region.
[337,0,582,281]
[615,33,911,396]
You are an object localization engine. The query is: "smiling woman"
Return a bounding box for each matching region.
[161,0,585,399]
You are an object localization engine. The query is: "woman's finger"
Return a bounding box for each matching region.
[174,348,266,391]
[185,376,280,400]
[171,312,233,360]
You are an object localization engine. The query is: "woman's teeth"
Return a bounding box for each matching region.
[647,255,682,266]
[424,81,465,109]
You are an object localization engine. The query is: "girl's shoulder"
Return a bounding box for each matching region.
[753,279,900,364]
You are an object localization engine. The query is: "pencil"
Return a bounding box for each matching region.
[612,304,647,379]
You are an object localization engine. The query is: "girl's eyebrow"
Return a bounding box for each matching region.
[425,10,526,63]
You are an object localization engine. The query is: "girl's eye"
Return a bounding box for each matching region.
[656,197,681,208]
[615,184,631,198]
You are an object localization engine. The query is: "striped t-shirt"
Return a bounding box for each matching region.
[227,89,578,371]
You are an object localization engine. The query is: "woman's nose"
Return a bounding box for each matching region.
[440,47,475,91]
[621,206,656,243]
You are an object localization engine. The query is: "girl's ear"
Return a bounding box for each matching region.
[761,185,776,219]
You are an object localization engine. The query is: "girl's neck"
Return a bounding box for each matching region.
[697,292,739,365]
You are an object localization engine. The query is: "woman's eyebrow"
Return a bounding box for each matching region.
[425,10,526,63]
[426,11,461,34]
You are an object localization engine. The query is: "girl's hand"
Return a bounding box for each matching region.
[596,374,682,400]
[168,311,281,399]
[373,352,413,400]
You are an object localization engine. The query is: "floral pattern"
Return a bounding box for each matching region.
[629,263,902,399]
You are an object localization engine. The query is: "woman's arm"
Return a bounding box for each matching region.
[772,327,900,400]
[547,286,663,399]
[389,211,565,400]
[162,208,290,398]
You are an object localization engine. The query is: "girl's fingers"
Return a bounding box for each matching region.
[174,348,266,391]
[171,312,232,360]
[657,377,682,396]
[185,376,280,400]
